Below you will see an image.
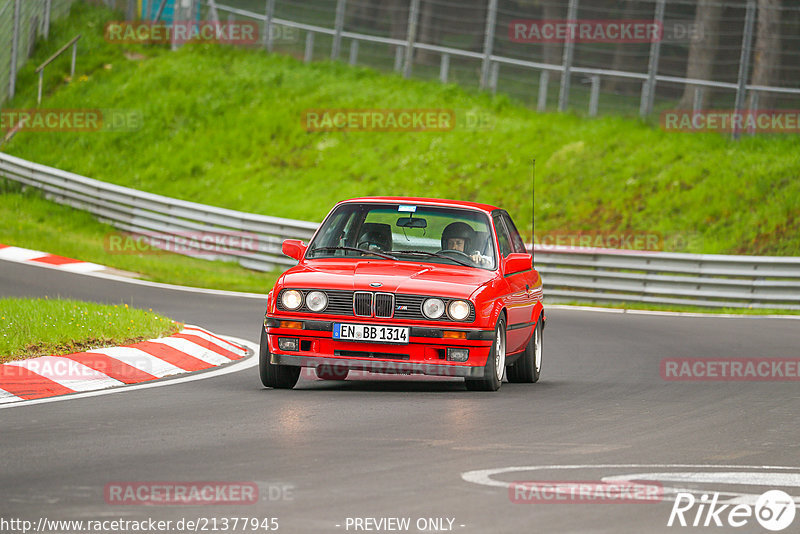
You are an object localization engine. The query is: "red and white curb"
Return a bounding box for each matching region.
[0,325,249,405]
[0,243,107,273]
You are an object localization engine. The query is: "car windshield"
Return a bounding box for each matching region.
[306,203,497,270]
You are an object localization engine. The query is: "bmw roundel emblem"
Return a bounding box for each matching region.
[369,282,383,288]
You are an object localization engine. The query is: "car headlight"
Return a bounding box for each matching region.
[281,289,303,310]
[448,300,470,321]
[422,298,446,319]
[306,291,328,312]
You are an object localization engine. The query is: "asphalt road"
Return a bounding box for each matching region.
[1,260,798,534]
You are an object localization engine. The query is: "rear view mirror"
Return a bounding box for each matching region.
[282,239,307,261]
[504,253,532,275]
[397,217,427,229]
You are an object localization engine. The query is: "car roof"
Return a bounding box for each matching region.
[338,196,501,214]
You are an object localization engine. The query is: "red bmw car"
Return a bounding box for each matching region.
[260,197,544,391]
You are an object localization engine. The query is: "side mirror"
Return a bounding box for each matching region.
[504,253,532,275]
[282,239,307,261]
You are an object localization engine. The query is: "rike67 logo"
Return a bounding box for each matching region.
[668,490,796,531]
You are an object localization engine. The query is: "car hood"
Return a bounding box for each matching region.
[280,259,496,299]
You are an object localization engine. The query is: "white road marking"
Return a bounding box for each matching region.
[0,247,49,262]
[602,471,800,487]
[0,337,257,410]
[461,464,800,503]
[180,326,247,354]
[58,262,105,273]
[0,387,23,404]
[5,356,125,391]
[148,337,232,366]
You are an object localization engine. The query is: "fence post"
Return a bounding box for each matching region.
[489,62,499,94]
[747,90,759,135]
[403,0,420,78]
[154,0,168,22]
[171,0,188,51]
[733,0,756,140]
[537,70,549,111]
[558,0,578,112]
[640,0,665,117]
[589,75,600,116]
[9,0,20,100]
[44,0,53,39]
[207,0,220,23]
[692,87,703,114]
[70,41,78,79]
[37,71,44,106]
[331,0,346,60]
[394,46,403,72]
[126,0,136,21]
[349,40,358,65]
[304,31,314,63]
[439,53,449,83]
[479,0,498,90]
[263,0,275,51]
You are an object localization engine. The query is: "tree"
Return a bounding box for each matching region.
[750,0,782,108]
[678,0,723,109]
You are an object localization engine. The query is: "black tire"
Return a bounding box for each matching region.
[259,328,300,389]
[465,317,506,391]
[316,364,349,380]
[507,317,542,383]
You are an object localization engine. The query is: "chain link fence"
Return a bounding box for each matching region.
[207,0,800,118]
[5,0,799,117]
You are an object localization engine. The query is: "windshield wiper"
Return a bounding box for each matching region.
[395,250,473,268]
[310,246,397,260]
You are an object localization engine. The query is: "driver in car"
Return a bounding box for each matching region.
[441,222,493,268]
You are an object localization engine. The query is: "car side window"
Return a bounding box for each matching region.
[501,212,527,254]
[492,213,512,258]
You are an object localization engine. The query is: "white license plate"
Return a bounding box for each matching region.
[333,323,409,344]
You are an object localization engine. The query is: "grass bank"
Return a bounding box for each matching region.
[0,297,181,362]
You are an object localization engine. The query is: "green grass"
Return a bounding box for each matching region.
[4,3,799,257]
[0,297,181,362]
[0,187,282,293]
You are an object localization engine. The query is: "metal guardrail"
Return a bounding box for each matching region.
[0,152,317,269]
[1,152,799,310]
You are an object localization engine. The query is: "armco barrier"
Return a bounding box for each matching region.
[1,152,799,310]
[0,152,317,270]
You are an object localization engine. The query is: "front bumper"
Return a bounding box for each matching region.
[265,316,493,378]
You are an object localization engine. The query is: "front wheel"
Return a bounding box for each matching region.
[507,317,542,383]
[465,317,506,391]
[259,328,300,389]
